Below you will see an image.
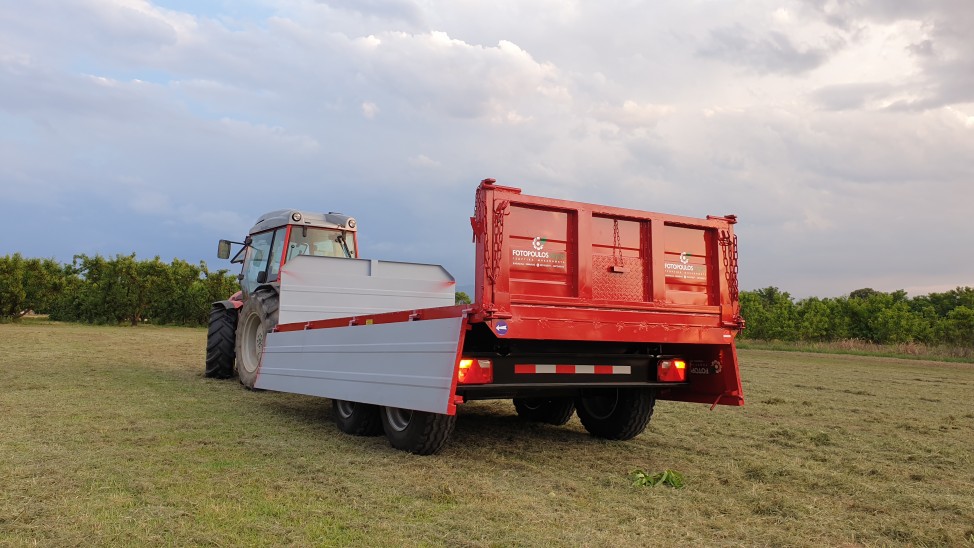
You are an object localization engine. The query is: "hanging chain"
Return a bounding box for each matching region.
[612,219,623,267]
[719,230,739,304]
[489,200,510,284]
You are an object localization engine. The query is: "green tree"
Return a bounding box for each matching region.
[455,291,472,305]
[739,287,797,340]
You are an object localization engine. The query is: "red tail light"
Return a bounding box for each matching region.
[657,358,687,382]
[457,358,493,384]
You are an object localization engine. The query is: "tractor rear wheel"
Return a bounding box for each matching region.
[333,399,383,436]
[235,290,279,389]
[205,305,237,379]
[380,406,456,455]
[513,397,576,425]
[576,388,655,440]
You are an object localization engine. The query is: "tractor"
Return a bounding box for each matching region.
[205,209,358,388]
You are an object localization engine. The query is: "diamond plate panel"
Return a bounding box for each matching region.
[592,255,645,301]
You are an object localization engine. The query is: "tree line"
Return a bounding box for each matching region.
[739,286,974,347]
[1,252,972,347]
[0,253,238,326]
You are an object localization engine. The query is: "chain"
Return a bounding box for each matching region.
[490,200,510,284]
[612,219,623,267]
[473,188,489,285]
[719,230,739,304]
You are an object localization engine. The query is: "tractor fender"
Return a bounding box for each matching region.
[212,299,243,311]
[213,291,245,311]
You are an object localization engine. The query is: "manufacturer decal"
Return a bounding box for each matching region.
[496,320,509,336]
[512,236,567,270]
[665,251,706,281]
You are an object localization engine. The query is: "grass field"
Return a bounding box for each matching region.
[2,320,973,547]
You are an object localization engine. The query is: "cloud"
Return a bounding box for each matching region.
[0,0,972,297]
[361,101,379,119]
[698,24,835,74]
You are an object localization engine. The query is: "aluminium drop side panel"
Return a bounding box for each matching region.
[277,255,456,325]
[254,315,467,415]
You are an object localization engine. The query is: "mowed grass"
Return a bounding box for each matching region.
[2,321,973,547]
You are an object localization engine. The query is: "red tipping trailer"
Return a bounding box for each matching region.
[237,179,744,454]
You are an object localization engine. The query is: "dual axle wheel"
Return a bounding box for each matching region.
[332,399,456,455]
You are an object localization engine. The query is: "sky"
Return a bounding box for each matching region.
[1,0,972,298]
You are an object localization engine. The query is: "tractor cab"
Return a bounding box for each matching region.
[218,209,358,296]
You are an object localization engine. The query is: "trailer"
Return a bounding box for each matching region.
[212,178,744,454]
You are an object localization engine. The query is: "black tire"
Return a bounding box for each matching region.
[234,290,279,389]
[576,388,655,440]
[380,406,456,455]
[333,400,383,436]
[513,397,576,425]
[205,305,238,379]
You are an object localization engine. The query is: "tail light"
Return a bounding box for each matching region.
[657,358,687,382]
[457,358,493,384]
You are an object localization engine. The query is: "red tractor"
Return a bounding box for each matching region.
[204,209,358,387]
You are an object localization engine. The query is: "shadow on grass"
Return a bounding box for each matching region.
[241,388,598,452]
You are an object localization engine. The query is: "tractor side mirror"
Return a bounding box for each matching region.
[217,240,231,259]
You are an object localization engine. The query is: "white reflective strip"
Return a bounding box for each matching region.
[612,366,631,374]
[535,364,557,374]
[574,365,595,374]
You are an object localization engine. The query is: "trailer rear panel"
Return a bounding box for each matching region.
[469,179,744,407]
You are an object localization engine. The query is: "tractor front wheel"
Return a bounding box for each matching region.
[205,305,237,379]
[235,290,279,389]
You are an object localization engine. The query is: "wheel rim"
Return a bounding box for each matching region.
[522,399,544,411]
[384,407,412,432]
[582,390,619,420]
[335,400,354,419]
[240,312,263,374]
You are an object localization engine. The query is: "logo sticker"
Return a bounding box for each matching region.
[496,320,509,336]
[680,252,691,265]
[532,236,547,251]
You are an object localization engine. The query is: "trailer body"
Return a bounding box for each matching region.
[254,179,744,425]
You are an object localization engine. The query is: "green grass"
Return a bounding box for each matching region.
[2,320,973,546]
[738,338,974,363]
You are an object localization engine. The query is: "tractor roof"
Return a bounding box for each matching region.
[249,209,357,235]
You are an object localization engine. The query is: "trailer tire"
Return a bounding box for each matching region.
[205,306,237,379]
[235,290,279,390]
[333,400,383,436]
[576,388,655,440]
[380,407,456,455]
[513,397,576,425]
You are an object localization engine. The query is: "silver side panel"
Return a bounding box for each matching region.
[254,317,463,414]
[278,255,456,325]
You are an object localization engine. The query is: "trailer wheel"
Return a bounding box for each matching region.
[513,397,576,425]
[205,305,237,379]
[235,290,279,389]
[576,388,655,440]
[333,400,383,436]
[380,407,456,455]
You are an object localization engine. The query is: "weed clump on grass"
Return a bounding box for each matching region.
[629,469,685,489]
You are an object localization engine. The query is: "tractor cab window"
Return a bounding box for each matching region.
[286,227,356,261]
[241,228,285,294]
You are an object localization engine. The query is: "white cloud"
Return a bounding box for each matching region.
[0,0,972,296]
[361,101,379,119]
